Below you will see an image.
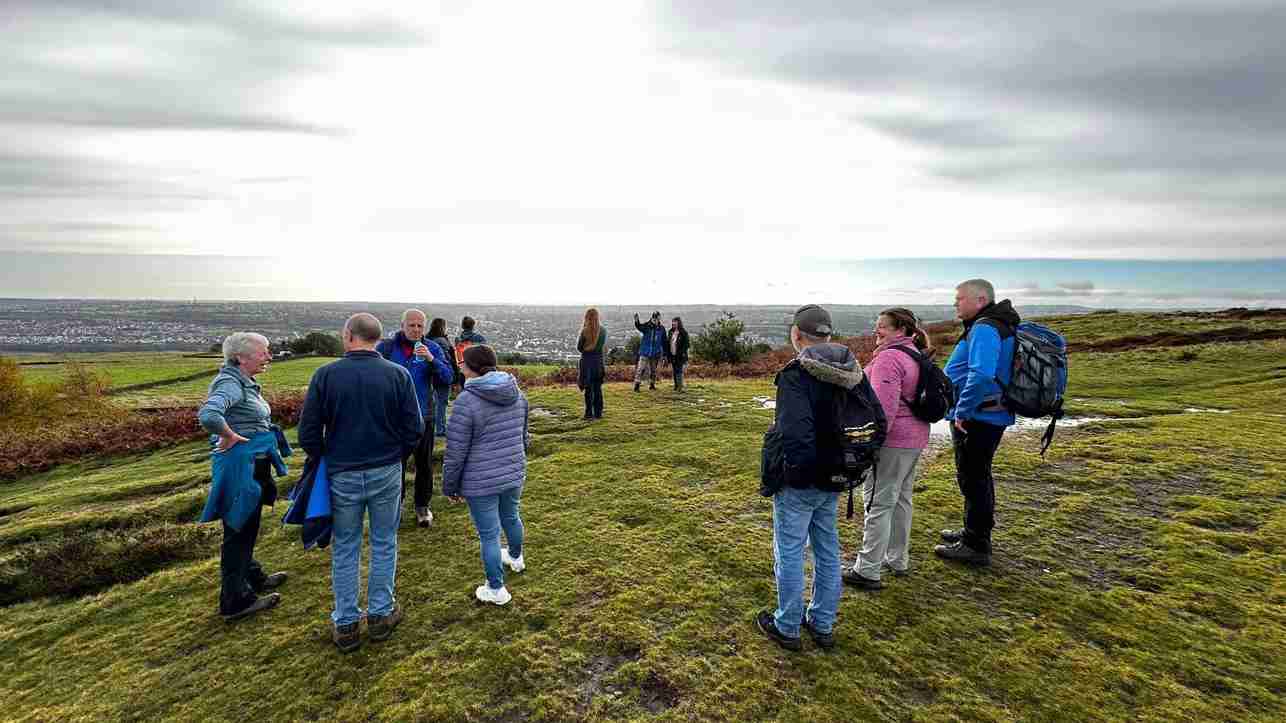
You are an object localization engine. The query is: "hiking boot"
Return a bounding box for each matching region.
[940,528,965,543]
[882,562,910,578]
[332,620,362,653]
[754,610,802,651]
[259,571,288,590]
[934,541,992,566]
[501,547,525,573]
[802,616,835,651]
[649,383,656,390]
[416,507,433,528]
[842,569,885,590]
[368,603,404,642]
[583,412,594,420]
[633,383,640,392]
[222,592,280,622]
[475,584,512,606]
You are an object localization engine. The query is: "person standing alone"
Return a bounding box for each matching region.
[577,307,607,419]
[633,311,666,392]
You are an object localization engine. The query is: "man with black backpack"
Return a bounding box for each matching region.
[937,279,1020,566]
[755,304,885,652]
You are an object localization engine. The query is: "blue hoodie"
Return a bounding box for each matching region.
[945,300,1020,427]
[443,371,529,498]
[376,331,453,420]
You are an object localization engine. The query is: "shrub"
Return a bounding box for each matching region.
[691,312,753,365]
[287,332,343,356]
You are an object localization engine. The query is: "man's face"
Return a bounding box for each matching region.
[954,288,986,321]
[790,325,801,352]
[402,313,426,341]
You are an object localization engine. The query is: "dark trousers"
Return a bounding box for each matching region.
[950,421,1006,553]
[583,382,604,418]
[402,427,435,508]
[672,362,685,390]
[219,458,270,614]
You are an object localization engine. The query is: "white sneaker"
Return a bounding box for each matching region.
[475,584,512,606]
[500,548,526,573]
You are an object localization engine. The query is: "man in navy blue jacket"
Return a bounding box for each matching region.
[376,309,453,528]
[937,279,1020,566]
[299,313,423,652]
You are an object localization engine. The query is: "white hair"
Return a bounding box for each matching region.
[222,332,269,366]
[400,308,427,324]
[957,278,996,304]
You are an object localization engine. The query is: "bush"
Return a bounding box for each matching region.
[287,332,343,356]
[691,312,754,365]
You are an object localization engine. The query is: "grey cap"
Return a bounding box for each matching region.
[793,304,833,336]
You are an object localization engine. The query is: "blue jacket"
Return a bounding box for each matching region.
[282,455,332,550]
[376,332,453,420]
[443,371,529,498]
[945,300,1020,427]
[199,426,291,532]
[298,350,425,474]
[635,319,666,358]
[197,364,271,439]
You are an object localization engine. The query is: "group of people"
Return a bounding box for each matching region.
[200,278,1019,655]
[755,278,1019,651]
[199,311,527,652]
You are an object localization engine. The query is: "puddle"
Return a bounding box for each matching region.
[1184,408,1231,414]
[751,396,776,410]
[929,416,1105,438]
[529,407,560,418]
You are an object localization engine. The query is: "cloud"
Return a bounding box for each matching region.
[658,1,1286,255]
[1057,281,1096,291]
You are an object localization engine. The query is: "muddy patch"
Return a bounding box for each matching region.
[577,651,641,714]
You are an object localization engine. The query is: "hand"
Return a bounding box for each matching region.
[216,429,249,452]
[414,345,433,361]
[953,418,968,434]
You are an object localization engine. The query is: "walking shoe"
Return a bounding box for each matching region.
[934,541,992,566]
[882,562,910,578]
[332,620,362,653]
[583,412,594,420]
[649,383,656,390]
[416,507,433,528]
[940,528,964,543]
[802,616,835,650]
[501,547,525,573]
[259,571,288,590]
[841,569,885,590]
[633,383,640,392]
[754,610,802,651]
[222,592,280,622]
[368,603,404,642]
[475,584,512,606]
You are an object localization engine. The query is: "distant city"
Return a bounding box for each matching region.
[0,299,1094,357]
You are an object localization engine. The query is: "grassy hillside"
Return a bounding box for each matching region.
[1,313,1284,721]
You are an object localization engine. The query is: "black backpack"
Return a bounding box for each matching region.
[887,345,954,423]
[827,376,887,519]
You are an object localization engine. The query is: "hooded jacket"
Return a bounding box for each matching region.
[773,343,868,489]
[864,337,931,449]
[443,371,530,497]
[375,331,453,420]
[945,299,1020,427]
[634,318,667,358]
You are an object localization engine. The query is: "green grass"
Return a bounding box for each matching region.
[1037,309,1286,344]
[16,352,223,389]
[1,321,1284,720]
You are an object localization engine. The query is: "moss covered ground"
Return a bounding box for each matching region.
[1,316,1284,721]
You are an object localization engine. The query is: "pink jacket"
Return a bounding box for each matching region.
[863,337,930,449]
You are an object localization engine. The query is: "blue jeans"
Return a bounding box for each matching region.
[329,461,402,626]
[772,485,842,637]
[465,487,524,589]
[433,385,449,436]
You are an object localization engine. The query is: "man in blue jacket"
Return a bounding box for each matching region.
[937,279,1020,566]
[376,309,453,528]
[633,311,667,392]
[300,313,424,653]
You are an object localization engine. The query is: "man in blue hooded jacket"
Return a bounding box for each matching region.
[633,311,667,392]
[937,279,1019,566]
[376,308,453,527]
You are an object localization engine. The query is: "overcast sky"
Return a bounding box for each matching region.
[2,1,1283,304]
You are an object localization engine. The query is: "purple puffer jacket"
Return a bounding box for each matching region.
[863,337,931,449]
[442,371,529,497]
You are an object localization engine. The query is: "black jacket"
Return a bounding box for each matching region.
[298,350,424,474]
[772,343,867,490]
[664,327,690,366]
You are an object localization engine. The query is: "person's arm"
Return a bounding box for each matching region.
[399,369,425,457]
[954,324,1002,422]
[776,372,818,485]
[634,317,647,333]
[427,340,453,385]
[198,376,248,451]
[522,395,531,453]
[298,370,326,458]
[441,399,474,497]
[868,352,905,423]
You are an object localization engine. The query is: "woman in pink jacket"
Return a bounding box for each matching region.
[844,308,934,589]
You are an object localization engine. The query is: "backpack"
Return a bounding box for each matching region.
[828,376,888,519]
[979,319,1069,456]
[887,345,954,423]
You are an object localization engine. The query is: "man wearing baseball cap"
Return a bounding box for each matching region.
[754,303,859,652]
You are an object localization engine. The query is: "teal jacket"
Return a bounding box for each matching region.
[199,427,291,531]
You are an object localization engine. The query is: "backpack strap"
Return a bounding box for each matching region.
[886,344,926,406]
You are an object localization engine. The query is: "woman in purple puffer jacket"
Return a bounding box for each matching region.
[845,308,934,589]
[444,345,530,606]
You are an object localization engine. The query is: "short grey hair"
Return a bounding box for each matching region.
[957,278,995,304]
[400,308,427,324]
[345,313,383,343]
[222,332,269,366]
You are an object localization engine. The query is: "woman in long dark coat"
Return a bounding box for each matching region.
[577,308,606,420]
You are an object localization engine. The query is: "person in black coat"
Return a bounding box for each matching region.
[577,307,607,419]
[663,316,691,391]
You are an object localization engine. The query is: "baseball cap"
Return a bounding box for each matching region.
[793,304,833,336]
